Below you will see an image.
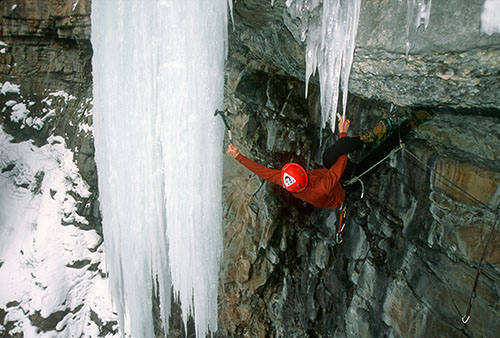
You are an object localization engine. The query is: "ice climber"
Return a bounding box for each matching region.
[227,110,430,210]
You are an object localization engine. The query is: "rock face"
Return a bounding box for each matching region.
[0,0,99,229]
[219,1,500,337]
[230,0,499,110]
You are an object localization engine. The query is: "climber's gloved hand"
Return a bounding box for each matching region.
[227,144,240,158]
[338,116,350,134]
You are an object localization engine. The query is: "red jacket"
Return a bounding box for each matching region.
[235,134,348,209]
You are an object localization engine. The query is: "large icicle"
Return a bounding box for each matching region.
[91,1,228,337]
[481,0,500,35]
[287,0,362,133]
[405,0,432,56]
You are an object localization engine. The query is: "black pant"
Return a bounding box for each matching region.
[323,120,413,182]
[323,136,364,168]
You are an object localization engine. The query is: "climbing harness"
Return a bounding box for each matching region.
[345,136,405,199]
[336,135,404,243]
[336,202,348,244]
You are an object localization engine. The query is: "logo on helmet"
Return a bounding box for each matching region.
[281,163,308,193]
[283,173,296,187]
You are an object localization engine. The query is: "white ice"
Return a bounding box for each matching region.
[287,0,362,134]
[481,0,500,34]
[91,1,229,337]
[405,0,432,56]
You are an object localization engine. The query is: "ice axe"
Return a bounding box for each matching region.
[214,109,233,142]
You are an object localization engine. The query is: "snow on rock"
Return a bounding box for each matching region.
[0,126,118,337]
[1,83,77,131]
[48,90,76,104]
[9,102,30,123]
[1,82,20,95]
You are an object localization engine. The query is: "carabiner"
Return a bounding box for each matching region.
[336,232,343,244]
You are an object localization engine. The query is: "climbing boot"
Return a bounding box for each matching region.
[359,118,393,142]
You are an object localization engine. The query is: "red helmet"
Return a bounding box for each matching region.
[281,163,308,193]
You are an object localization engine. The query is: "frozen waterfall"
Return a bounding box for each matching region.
[91,1,229,336]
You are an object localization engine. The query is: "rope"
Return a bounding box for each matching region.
[343,134,498,330]
[459,208,499,329]
[401,147,494,212]
[397,146,499,330]
[344,140,405,190]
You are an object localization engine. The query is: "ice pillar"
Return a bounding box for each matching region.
[91,1,228,336]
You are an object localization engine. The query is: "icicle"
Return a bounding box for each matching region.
[228,0,235,31]
[91,0,228,337]
[266,120,278,151]
[287,0,362,135]
[481,0,500,35]
[405,0,432,57]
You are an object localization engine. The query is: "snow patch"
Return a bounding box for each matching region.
[2,85,78,130]
[78,122,93,134]
[1,82,20,95]
[42,97,53,106]
[0,127,118,337]
[48,90,76,103]
[10,103,30,123]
